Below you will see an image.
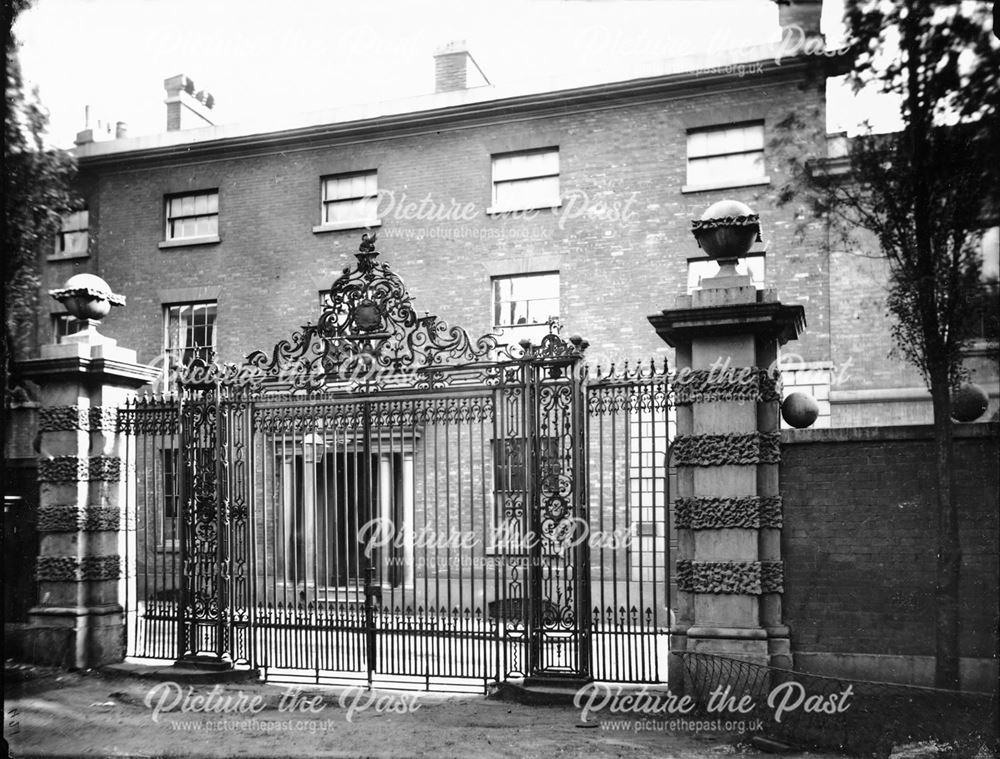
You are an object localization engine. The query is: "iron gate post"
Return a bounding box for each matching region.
[524,337,593,685]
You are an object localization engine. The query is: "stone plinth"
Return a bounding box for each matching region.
[649,278,804,689]
[19,326,159,668]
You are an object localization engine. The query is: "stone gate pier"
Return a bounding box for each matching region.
[19,274,158,668]
[648,201,804,688]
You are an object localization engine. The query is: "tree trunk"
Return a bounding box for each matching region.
[930,367,961,689]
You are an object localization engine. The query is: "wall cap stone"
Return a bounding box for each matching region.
[782,422,998,445]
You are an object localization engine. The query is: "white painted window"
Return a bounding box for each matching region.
[492,272,560,345]
[321,171,378,227]
[163,301,217,372]
[491,148,560,212]
[54,210,89,258]
[686,122,765,188]
[165,190,218,241]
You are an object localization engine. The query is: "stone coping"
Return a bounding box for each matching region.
[782,422,998,445]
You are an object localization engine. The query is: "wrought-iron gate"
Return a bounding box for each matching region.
[122,239,672,688]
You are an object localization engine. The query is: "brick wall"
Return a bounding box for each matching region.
[780,424,999,669]
[40,78,831,378]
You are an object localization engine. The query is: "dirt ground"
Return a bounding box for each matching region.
[2,662,851,759]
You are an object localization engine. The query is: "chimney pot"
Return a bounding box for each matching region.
[115,121,128,139]
[775,0,823,38]
[164,74,216,132]
[433,40,487,93]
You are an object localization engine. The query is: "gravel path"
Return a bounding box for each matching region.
[4,663,842,759]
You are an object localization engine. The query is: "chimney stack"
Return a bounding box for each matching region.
[775,0,823,39]
[164,74,216,131]
[433,41,488,93]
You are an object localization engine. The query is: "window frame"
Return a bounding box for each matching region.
[968,225,1000,343]
[162,300,218,380]
[683,121,769,193]
[51,313,83,342]
[160,189,220,248]
[50,209,89,260]
[488,147,561,214]
[491,271,560,346]
[314,170,381,233]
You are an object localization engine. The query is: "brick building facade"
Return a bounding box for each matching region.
[33,40,997,425]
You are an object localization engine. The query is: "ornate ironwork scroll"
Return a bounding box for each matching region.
[233,234,504,391]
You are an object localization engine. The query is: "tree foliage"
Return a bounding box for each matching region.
[3,0,78,392]
[773,0,999,690]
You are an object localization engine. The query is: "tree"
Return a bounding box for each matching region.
[2,0,78,399]
[773,1,999,689]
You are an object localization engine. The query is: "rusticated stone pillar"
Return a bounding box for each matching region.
[20,276,158,667]
[648,201,804,689]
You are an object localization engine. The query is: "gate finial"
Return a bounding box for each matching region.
[357,232,379,273]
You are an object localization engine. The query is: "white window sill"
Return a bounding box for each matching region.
[486,203,562,216]
[681,177,771,194]
[312,219,382,234]
[47,251,90,262]
[158,235,221,249]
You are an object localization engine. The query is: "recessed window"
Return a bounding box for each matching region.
[51,313,82,342]
[491,148,560,213]
[686,122,766,189]
[687,256,765,292]
[320,171,378,228]
[165,190,218,242]
[970,226,999,341]
[163,301,217,373]
[492,272,560,345]
[53,210,89,258]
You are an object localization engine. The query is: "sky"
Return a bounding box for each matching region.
[14,0,868,149]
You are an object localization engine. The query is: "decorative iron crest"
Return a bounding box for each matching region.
[673,432,780,467]
[236,235,502,391]
[674,495,783,530]
[182,236,586,393]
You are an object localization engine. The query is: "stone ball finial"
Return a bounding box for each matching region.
[691,199,762,260]
[781,392,820,428]
[951,383,989,422]
[49,273,126,322]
